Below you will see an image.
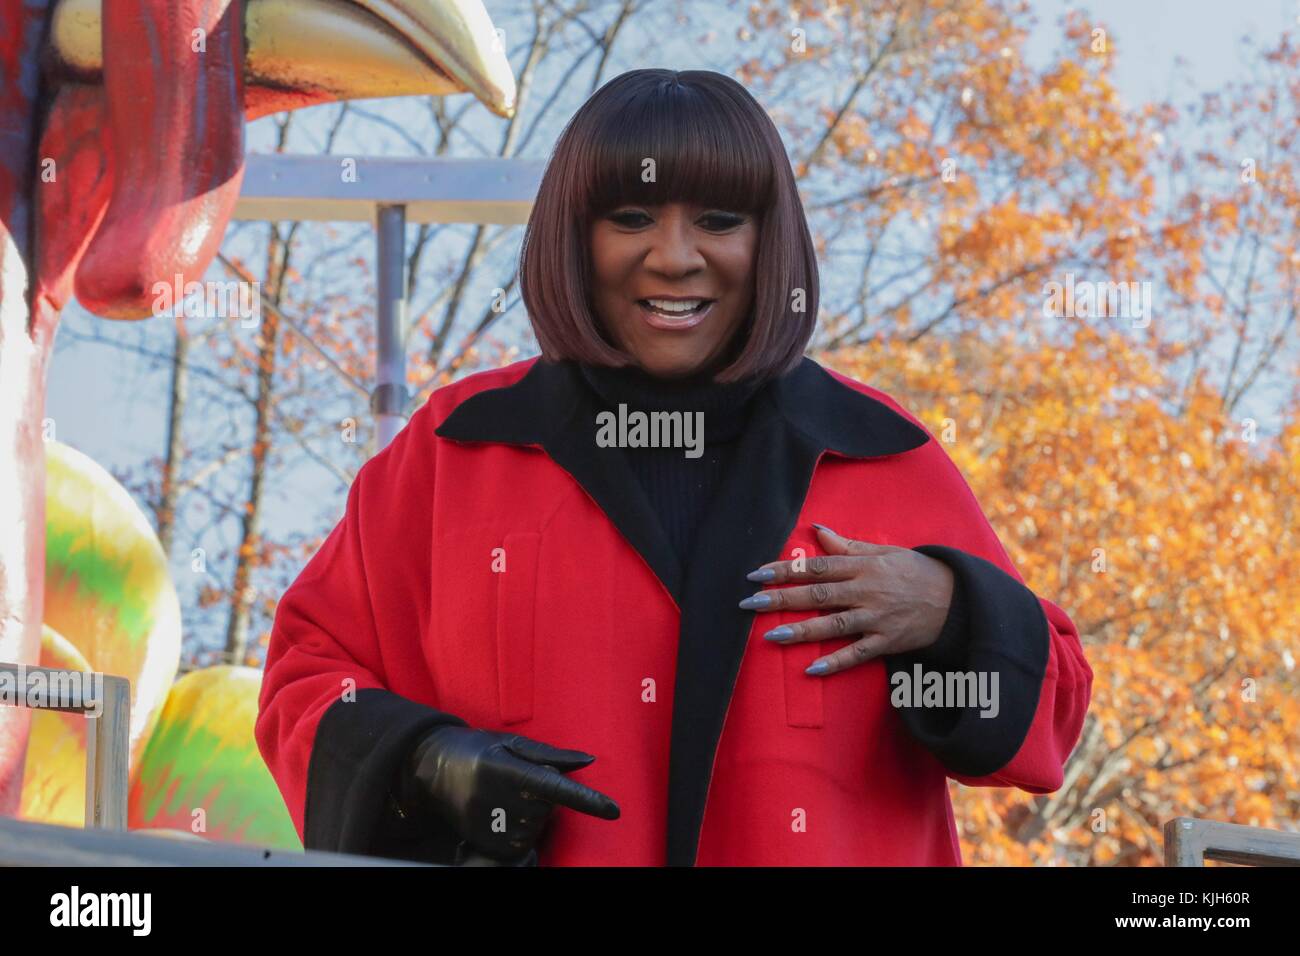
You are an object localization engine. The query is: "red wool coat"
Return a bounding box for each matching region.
[255,355,1093,866]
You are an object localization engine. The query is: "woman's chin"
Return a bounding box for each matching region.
[629,352,717,380]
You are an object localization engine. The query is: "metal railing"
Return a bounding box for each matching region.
[1164,817,1300,866]
[1,661,130,829]
[1,659,431,865]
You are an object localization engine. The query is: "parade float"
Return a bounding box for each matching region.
[0,0,515,857]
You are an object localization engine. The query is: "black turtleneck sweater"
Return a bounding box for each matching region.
[576,359,971,674]
[578,362,767,565]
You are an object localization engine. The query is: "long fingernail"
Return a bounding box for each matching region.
[812,522,837,535]
[746,567,776,582]
[764,626,794,641]
[806,660,830,675]
[738,592,772,610]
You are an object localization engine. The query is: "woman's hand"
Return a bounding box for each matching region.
[402,725,620,863]
[739,524,955,676]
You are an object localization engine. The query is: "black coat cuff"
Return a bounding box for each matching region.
[884,544,1050,777]
[304,687,468,863]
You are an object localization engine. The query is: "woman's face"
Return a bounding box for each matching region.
[589,201,758,379]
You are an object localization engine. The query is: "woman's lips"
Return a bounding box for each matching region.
[636,299,715,331]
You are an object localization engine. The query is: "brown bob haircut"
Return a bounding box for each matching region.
[519,69,819,384]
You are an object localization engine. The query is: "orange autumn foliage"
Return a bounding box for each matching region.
[821,327,1300,865]
[736,0,1159,345]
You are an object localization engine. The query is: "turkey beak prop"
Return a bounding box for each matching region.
[39,0,516,320]
[0,0,514,813]
[49,0,517,120]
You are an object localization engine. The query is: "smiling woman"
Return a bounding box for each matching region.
[256,68,1093,867]
[521,71,817,381]
[588,201,757,378]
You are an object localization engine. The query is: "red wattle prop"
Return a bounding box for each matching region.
[35,85,112,320]
[75,0,247,320]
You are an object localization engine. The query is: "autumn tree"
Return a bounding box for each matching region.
[824,323,1299,865]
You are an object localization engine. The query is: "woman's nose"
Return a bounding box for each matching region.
[643,227,707,275]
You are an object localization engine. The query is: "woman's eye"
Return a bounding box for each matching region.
[701,213,746,231]
[608,211,651,227]
[606,210,746,230]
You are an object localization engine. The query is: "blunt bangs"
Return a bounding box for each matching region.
[582,83,776,220]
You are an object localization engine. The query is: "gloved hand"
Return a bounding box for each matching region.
[399,725,619,864]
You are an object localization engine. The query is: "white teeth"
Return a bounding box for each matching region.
[644,298,706,314]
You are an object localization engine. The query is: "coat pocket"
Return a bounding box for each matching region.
[776,539,824,729]
[496,531,541,725]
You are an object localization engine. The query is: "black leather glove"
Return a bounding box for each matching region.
[399,725,620,864]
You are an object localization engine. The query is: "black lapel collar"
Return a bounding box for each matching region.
[433,356,929,474]
[435,355,931,864]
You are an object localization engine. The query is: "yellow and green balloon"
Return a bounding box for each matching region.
[19,440,299,850]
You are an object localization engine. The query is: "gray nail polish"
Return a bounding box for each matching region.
[738,593,772,610]
[746,567,776,582]
[806,660,830,675]
[764,626,794,641]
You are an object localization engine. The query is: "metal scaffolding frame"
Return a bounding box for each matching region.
[231,153,545,448]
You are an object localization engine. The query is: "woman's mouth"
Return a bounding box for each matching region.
[636,298,716,331]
